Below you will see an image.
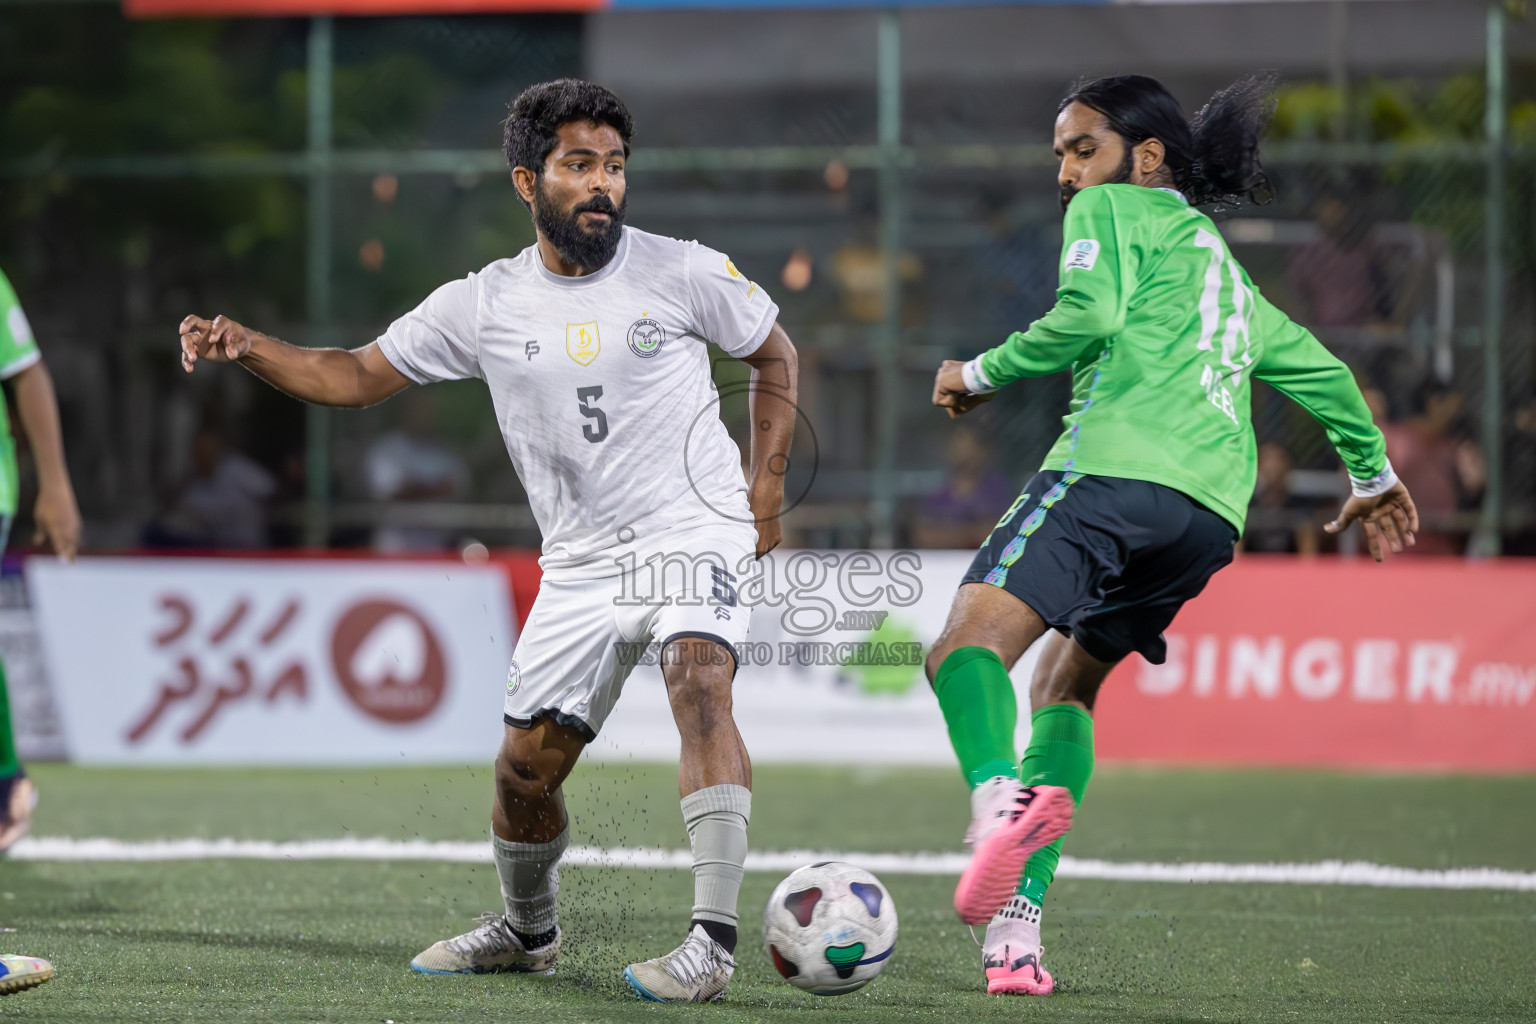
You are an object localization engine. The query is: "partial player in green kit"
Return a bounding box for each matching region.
[925,74,1419,996]
[0,267,80,995]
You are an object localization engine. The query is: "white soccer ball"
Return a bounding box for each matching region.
[762,861,898,996]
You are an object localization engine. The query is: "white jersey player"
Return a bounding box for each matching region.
[177,79,800,1003]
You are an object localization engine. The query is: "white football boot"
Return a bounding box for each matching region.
[983,894,1054,995]
[622,924,736,1002]
[410,913,558,975]
[0,954,54,994]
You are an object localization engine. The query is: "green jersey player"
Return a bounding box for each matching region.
[0,266,80,997]
[925,74,1418,996]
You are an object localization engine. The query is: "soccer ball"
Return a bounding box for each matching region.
[762,861,897,996]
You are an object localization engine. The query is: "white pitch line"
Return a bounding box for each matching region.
[10,837,1536,892]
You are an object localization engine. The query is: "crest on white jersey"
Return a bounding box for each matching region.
[627,317,666,358]
[566,321,600,366]
[1064,239,1100,272]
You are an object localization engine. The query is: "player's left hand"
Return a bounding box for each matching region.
[33,484,81,563]
[1324,480,1419,562]
[932,360,994,419]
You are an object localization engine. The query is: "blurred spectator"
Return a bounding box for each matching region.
[366,390,470,552]
[1242,442,1320,555]
[1379,384,1485,555]
[830,227,924,326]
[144,422,275,549]
[910,426,1015,550]
[1287,194,1394,330]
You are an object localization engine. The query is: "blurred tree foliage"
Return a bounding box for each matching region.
[1271,74,1536,274]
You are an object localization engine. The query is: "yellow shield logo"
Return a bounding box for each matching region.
[566,322,600,366]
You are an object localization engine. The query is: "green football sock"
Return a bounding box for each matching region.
[933,646,1018,789]
[1017,703,1095,906]
[0,657,17,778]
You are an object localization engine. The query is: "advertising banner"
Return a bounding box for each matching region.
[586,550,1035,766]
[28,558,515,764]
[28,552,1535,771]
[1094,557,1536,772]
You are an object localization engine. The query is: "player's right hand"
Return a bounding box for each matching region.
[179,314,252,372]
[932,359,994,419]
[1324,480,1419,562]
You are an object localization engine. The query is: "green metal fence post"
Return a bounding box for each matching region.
[304,15,334,549]
[1476,0,1506,556]
[872,8,902,548]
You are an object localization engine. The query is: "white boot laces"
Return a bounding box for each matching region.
[662,929,735,986]
[444,912,515,957]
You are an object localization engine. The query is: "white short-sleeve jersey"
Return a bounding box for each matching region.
[376,227,779,580]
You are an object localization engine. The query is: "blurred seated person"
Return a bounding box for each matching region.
[911,425,1015,549]
[1379,383,1485,555]
[366,389,470,552]
[1241,442,1319,555]
[144,421,275,549]
[1287,193,1396,331]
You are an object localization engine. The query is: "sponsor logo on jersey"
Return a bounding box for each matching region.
[1064,238,1100,272]
[506,659,521,696]
[725,257,760,301]
[566,322,600,366]
[525,339,540,360]
[627,317,666,358]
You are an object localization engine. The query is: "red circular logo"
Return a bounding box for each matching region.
[330,600,447,724]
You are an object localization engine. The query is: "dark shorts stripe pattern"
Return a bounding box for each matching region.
[962,471,1236,665]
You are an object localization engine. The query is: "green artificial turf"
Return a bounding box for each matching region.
[3,762,1534,1023]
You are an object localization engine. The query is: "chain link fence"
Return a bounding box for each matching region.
[1,3,1532,556]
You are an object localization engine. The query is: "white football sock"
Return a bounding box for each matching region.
[491,827,568,937]
[681,784,752,926]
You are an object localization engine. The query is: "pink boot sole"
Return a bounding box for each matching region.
[953,784,1074,925]
[986,964,1054,995]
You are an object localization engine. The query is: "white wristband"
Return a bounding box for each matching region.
[961,357,999,395]
[1349,459,1399,498]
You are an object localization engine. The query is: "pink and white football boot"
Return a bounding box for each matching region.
[953,776,1073,925]
[983,895,1053,995]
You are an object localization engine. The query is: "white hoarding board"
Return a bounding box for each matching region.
[590,550,1042,765]
[28,558,514,764]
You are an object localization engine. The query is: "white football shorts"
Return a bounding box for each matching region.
[503,520,756,740]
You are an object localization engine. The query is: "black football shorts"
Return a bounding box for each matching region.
[961,471,1238,665]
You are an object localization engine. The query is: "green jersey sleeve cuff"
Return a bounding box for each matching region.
[1349,458,1399,498]
[961,356,999,394]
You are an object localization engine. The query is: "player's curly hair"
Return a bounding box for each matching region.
[1061,73,1278,208]
[502,79,635,203]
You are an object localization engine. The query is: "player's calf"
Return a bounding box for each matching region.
[0,773,36,855]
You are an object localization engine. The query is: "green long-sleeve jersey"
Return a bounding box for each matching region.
[0,269,42,518]
[969,184,1386,532]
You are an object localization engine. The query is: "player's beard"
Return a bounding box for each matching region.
[1059,144,1136,211]
[533,179,628,271]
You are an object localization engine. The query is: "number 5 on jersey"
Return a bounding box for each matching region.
[577,385,609,443]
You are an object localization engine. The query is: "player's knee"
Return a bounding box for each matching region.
[494,747,557,806]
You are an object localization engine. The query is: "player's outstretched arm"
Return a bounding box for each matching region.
[1324,480,1419,562]
[10,360,81,562]
[740,322,798,559]
[179,314,412,408]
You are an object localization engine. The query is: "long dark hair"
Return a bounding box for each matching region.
[1060,73,1277,207]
